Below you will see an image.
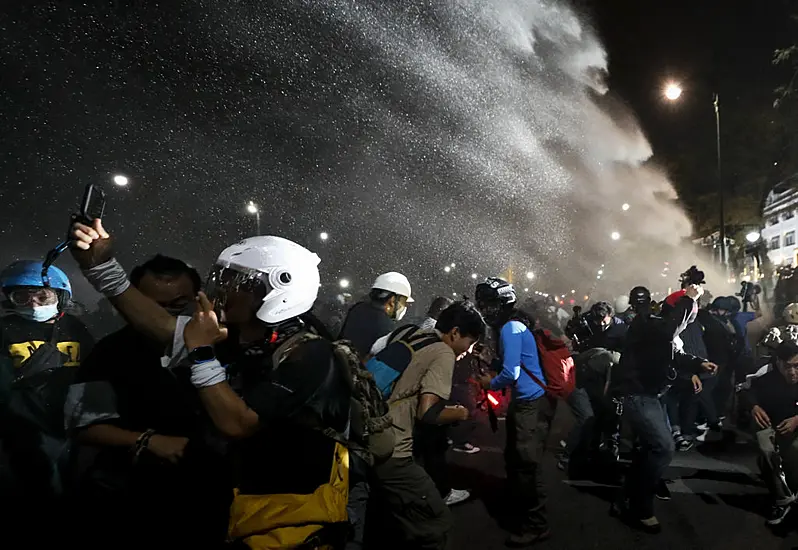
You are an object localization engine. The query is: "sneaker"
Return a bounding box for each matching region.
[444,488,471,506]
[767,504,791,525]
[559,439,567,449]
[557,456,570,471]
[655,479,672,501]
[447,438,453,446]
[452,443,481,454]
[696,422,709,431]
[696,428,710,443]
[676,438,695,452]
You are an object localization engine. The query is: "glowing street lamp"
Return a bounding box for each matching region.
[610,231,621,241]
[746,231,761,243]
[526,271,535,280]
[621,203,630,211]
[450,263,456,268]
[471,273,478,280]
[246,201,260,234]
[664,82,682,101]
[339,278,350,289]
[320,232,329,242]
[444,266,451,273]
[113,174,129,186]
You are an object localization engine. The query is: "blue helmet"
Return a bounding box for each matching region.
[0,260,72,297]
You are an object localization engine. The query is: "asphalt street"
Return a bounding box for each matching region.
[443,402,798,550]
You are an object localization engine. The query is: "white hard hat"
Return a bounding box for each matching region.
[372,272,414,303]
[211,236,321,325]
[615,295,630,314]
[784,303,798,325]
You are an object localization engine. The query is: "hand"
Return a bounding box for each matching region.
[684,284,704,300]
[448,404,469,422]
[752,405,772,429]
[70,218,114,268]
[691,375,703,394]
[477,373,493,390]
[184,292,229,351]
[700,361,718,375]
[147,434,189,464]
[777,415,798,435]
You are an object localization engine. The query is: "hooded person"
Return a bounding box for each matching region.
[338,271,415,360]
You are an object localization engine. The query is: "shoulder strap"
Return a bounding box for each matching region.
[409,335,441,352]
[388,324,420,345]
[519,362,548,392]
[271,331,321,367]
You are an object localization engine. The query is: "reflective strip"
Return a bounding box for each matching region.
[64,381,120,430]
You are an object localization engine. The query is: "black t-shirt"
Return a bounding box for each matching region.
[338,301,395,359]
[748,370,798,427]
[227,335,352,496]
[0,313,94,371]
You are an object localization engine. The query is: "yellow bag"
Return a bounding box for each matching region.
[229,442,349,549]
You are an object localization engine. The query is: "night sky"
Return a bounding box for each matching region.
[0,0,793,309]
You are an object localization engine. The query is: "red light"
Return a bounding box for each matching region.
[487,393,499,407]
[569,299,575,305]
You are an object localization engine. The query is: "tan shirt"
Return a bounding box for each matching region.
[387,329,456,458]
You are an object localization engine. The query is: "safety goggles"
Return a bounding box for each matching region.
[6,287,58,306]
[204,263,272,311]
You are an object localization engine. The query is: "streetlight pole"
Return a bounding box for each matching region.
[714,93,727,271]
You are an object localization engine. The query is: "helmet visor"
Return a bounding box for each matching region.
[205,264,273,313]
[6,287,58,307]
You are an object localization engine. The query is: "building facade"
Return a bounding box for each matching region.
[761,174,798,268]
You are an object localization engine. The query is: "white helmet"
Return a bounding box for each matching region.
[208,236,321,325]
[615,295,630,314]
[372,272,414,303]
[784,303,798,325]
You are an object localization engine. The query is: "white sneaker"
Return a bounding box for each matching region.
[452,443,481,454]
[444,488,471,506]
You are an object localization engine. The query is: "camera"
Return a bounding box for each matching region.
[737,281,761,304]
[565,308,598,352]
[679,265,706,287]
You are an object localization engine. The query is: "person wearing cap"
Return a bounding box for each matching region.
[338,271,415,360]
[740,340,798,526]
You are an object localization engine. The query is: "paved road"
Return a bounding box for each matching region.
[443,404,798,550]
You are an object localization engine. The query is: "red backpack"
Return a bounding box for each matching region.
[519,329,575,400]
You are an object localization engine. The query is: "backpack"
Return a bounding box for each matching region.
[365,325,441,399]
[518,328,575,400]
[271,331,399,465]
[0,321,75,498]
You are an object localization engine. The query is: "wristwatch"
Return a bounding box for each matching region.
[188,346,216,364]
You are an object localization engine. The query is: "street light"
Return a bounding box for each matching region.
[113,174,129,186]
[664,82,682,101]
[246,201,260,235]
[746,231,761,244]
[621,203,630,211]
[444,266,451,273]
[450,263,456,268]
[664,80,726,271]
[610,231,621,241]
[320,232,329,241]
[526,271,535,280]
[339,278,350,289]
[471,273,478,280]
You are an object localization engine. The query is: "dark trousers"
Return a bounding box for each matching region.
[364,457,451,550]
[413,423,451,498]
[449,382,477,446]
[622,395,675,519]
[505,395,553,534]
[346,454,371,550]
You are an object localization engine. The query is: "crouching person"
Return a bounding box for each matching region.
[364,301,485,550]
[742,340,798,526]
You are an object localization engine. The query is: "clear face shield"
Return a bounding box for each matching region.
[204,263,272,321]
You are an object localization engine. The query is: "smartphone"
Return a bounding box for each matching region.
[80,183,106,222]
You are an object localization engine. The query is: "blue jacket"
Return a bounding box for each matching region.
[490,320,546,401]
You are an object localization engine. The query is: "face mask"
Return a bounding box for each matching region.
[15,304,59,323]
[394,305,407,322]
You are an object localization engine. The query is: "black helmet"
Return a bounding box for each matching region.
[475,277,517,307]
[629,286,651,306]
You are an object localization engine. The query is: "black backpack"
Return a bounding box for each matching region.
[0,321,75,497]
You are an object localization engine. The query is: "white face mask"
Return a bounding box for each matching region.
[15,304,59,323]
[394,305,407,322]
